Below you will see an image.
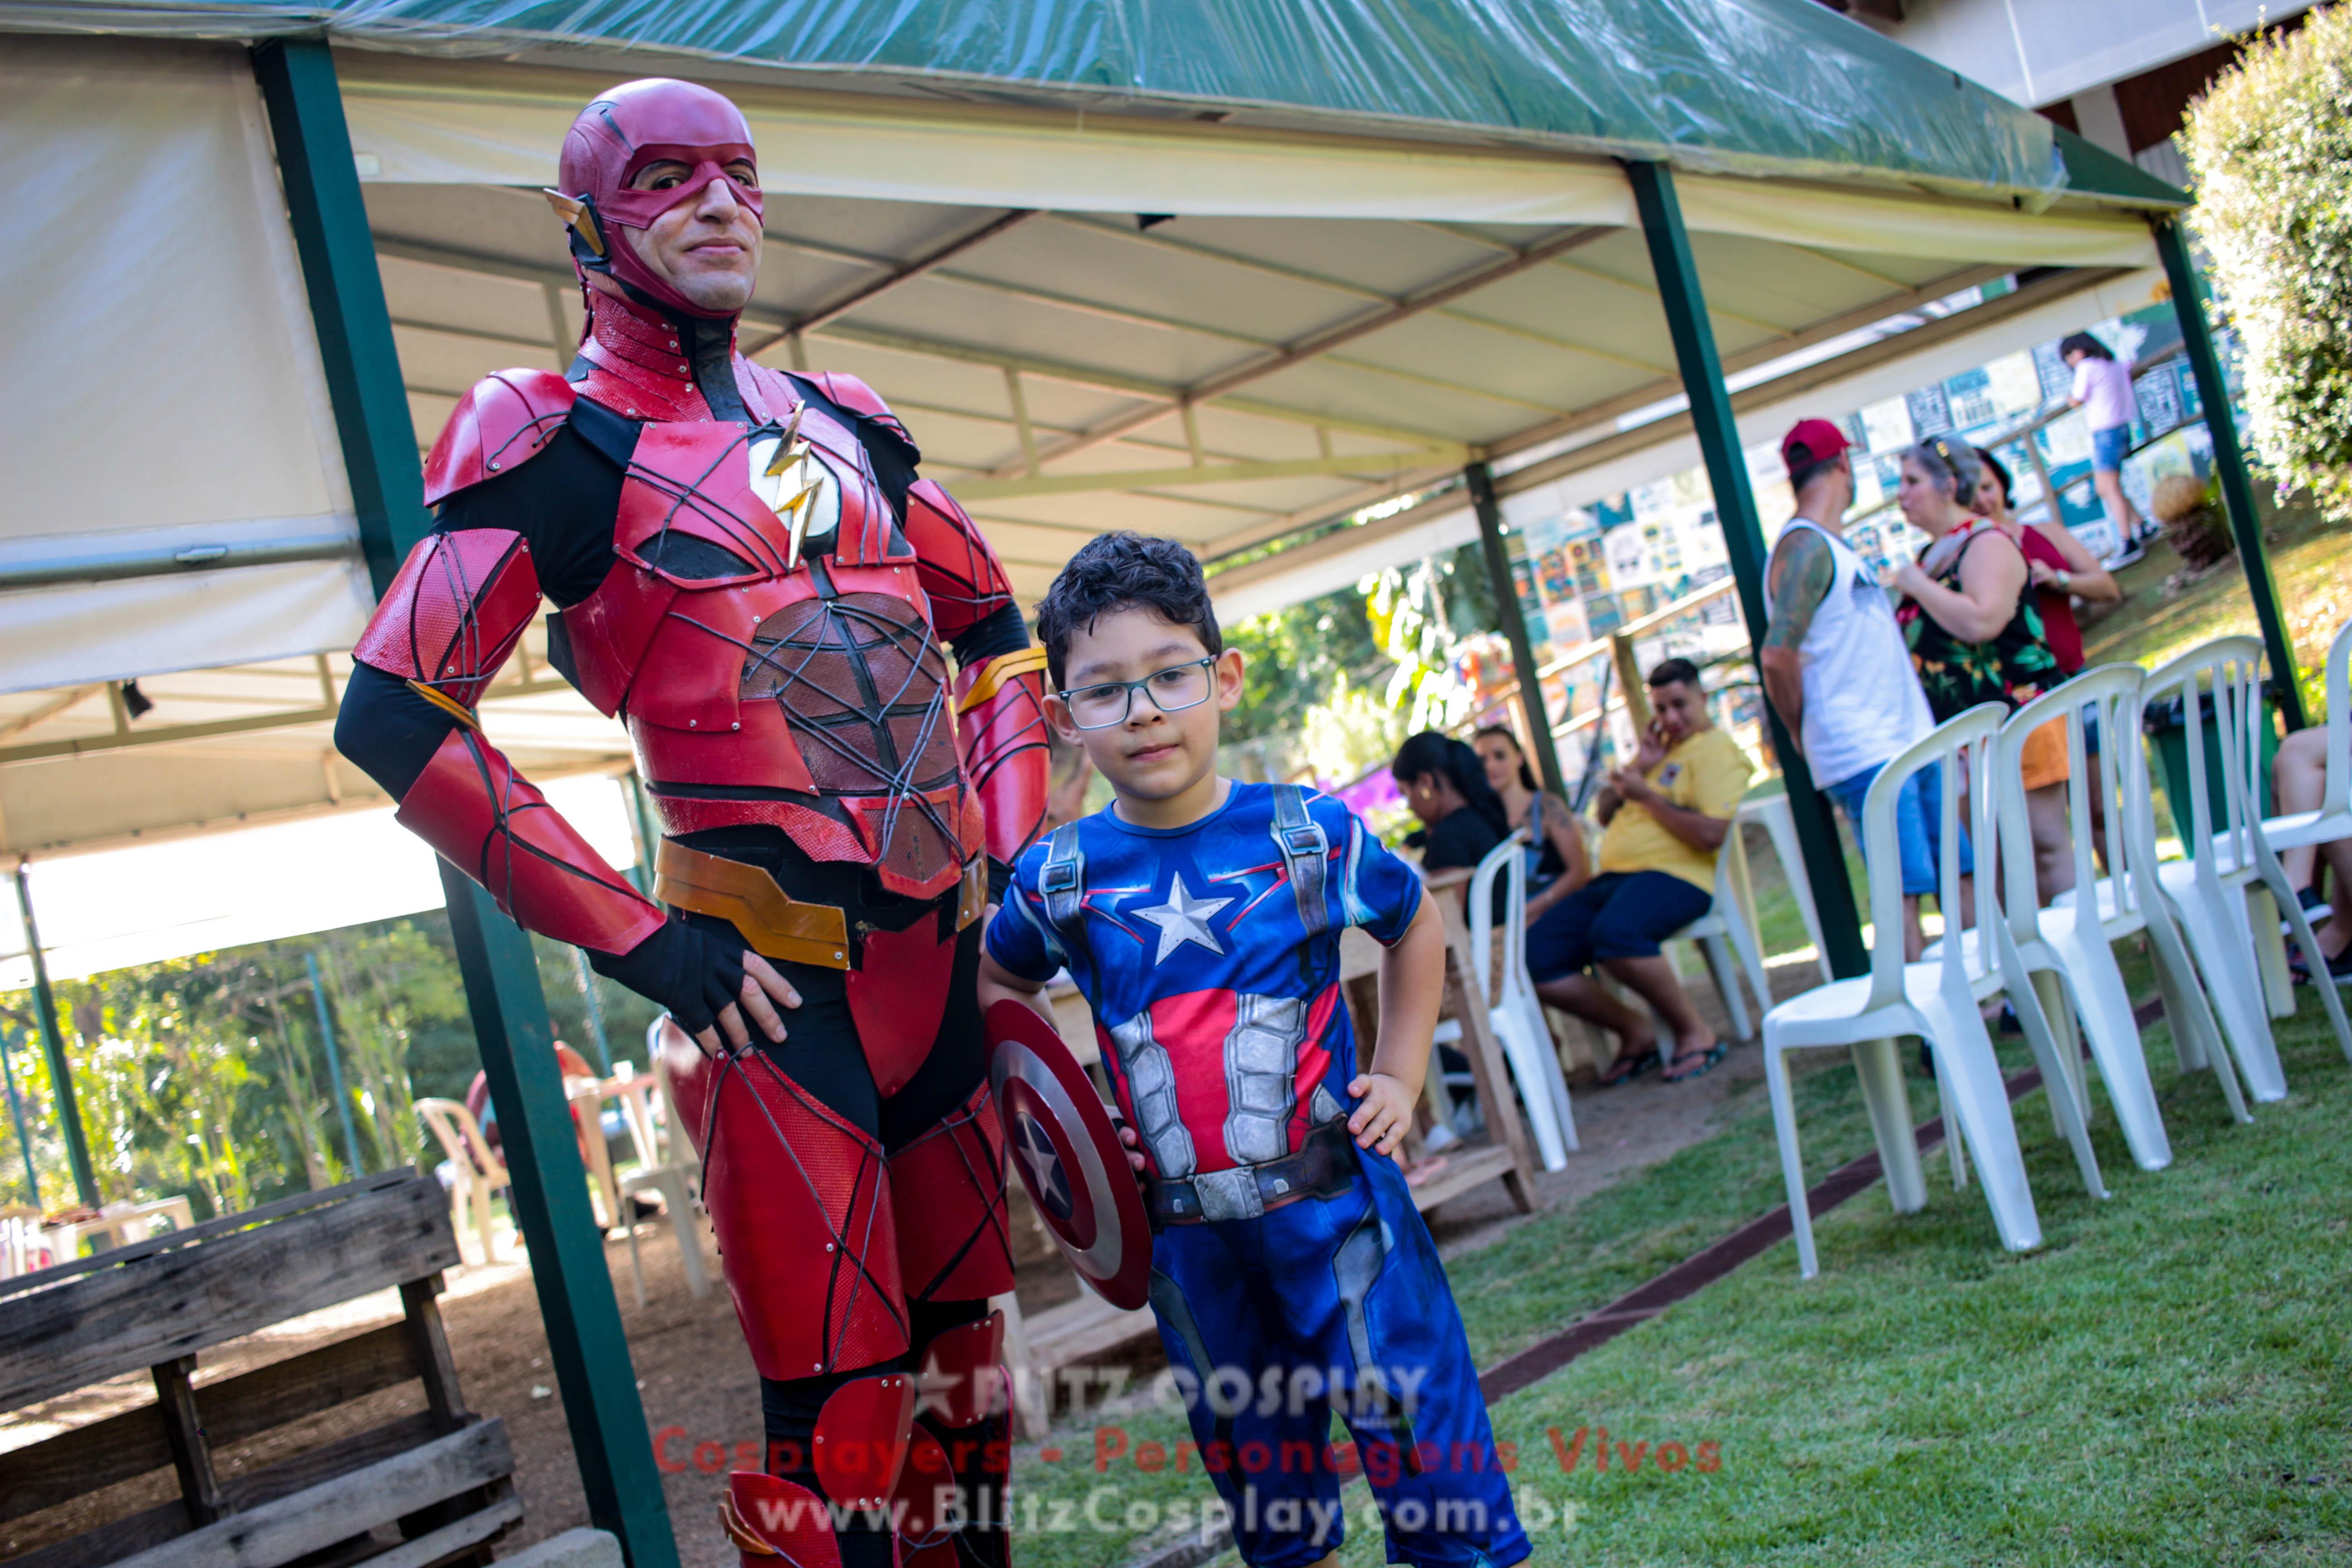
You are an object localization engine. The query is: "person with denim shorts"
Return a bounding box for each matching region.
[2063,330,2145,552]
[1759,419,1947,959]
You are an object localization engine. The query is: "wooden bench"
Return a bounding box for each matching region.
[0,1171,516,1568]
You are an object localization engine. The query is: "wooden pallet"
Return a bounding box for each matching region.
[1,1171,515,1568]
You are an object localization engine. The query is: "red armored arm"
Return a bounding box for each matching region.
[349,505,664,959]
[902,476,1050,873]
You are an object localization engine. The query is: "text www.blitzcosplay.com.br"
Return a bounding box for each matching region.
[652,1422,1718,1541]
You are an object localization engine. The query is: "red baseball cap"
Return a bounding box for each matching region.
[1780,418,1849,472]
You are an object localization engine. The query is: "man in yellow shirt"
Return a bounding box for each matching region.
[1532,658,1752,1084]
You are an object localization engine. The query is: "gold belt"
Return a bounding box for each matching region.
[654,840,986,971]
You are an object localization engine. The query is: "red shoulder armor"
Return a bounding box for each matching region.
[353,529,543,710]
[905,479,1014,637]
[810,370,914,446]
[422,369,578,506]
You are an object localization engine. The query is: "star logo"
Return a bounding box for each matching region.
[1132,872,1233,964]
[1012,1111,1072,1220]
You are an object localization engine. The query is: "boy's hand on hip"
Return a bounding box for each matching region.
[1346,1072,1416,1157]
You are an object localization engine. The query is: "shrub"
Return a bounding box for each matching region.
[2151,473,2234,569]
[2182,9,2352,515]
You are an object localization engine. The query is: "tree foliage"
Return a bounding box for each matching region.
[0,910,654,1224]
[2185,8,2352,514]
[1222,585,1387,749]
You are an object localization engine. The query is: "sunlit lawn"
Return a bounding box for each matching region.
[1009,971,2352,1567]
[2077,487,2352,710]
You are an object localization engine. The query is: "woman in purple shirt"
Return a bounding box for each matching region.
[2063,331,2144,548]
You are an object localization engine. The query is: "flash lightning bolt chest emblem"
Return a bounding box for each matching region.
[746,404,841,569]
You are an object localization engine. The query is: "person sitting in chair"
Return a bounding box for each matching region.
[1534,659,1752,1085]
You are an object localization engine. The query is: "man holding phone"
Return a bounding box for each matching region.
[1530,658,1752,1085]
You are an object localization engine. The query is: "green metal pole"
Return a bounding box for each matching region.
[623,773,661,897]
[304,951,364,1176]
[2152,217,2307,730]
[253,39,678,1568]
[14,865,98,1206]
[443,876,675,1559]
[1624,160,1869,980]
[1466,461,1568,796]
[2,1024,42,1210]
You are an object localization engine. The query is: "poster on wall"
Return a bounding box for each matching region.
[1905,384,1955,439]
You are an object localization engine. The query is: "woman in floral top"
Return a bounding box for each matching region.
[1888,437,2071,860]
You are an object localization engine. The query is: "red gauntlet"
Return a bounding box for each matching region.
[397,728,664,957]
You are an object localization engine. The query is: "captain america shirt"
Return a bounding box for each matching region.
[985,780,1423,1179]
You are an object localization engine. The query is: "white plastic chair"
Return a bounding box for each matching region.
[416,1097,509,1265]
[2103,688,2253,1126]
[1468,832,1579,1169]
[2259,618,2352,918]
[1665,847,1772,1043]
[593,1026,713,1305]
[1989,667,2190,1171]
[1736,793,1836,985]
[2143,638,2352,1099]
[1761,703,2101,1277]
[637,1019,706,1196]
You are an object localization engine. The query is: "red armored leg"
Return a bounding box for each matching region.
[902,1308,1011,1568]
[662,1033,909,1378]
[721,1472,849,1568]
[887,1081,1015,1305]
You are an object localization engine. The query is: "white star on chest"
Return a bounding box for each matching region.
[1131,872,1234,964]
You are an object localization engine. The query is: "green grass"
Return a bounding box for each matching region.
[1009,980,2352,1567]
[1462,1002,2352,1567]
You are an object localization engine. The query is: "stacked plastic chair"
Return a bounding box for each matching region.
[1761,702,2105,1277]
[2141,637,2352,1099]
[1987,666,2206,1168]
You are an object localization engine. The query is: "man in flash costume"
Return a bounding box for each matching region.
[335,78,1049,1568]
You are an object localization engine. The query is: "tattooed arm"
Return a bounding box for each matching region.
[1759,527,1835,744]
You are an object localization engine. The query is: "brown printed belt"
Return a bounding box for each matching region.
[1146,1118,1359,1225]
[653,839,986,972]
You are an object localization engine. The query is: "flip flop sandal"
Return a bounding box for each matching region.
[1598,1048,1661,1088]
[1665,1042,1727,1082]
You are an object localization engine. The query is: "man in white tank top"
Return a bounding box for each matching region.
[1761,420,1942,958]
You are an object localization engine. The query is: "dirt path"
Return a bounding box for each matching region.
[1,957,1818,1568]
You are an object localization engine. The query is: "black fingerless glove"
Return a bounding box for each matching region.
[588,917,748,1039]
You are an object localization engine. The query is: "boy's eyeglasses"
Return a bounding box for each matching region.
[1056,658,1218,730]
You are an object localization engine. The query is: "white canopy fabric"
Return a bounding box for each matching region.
[0,774,637,987]
[1210,265,2170,622]
[0,35,375,698]
[337,55,2160,269]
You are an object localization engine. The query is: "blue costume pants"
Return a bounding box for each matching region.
[1147,1149,1529,1568]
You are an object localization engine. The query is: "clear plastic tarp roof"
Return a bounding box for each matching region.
[7,0,2084,199]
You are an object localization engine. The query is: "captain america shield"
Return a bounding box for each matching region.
[985,1000,1152,1310]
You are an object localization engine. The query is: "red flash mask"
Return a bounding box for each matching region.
[554,78,764,321]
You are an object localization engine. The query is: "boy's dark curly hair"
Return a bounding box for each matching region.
[1034,531,1222,688]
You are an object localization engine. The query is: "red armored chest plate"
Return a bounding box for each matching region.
[586,405,971,897]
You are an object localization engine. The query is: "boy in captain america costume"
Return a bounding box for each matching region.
[980,534,1527,1568]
